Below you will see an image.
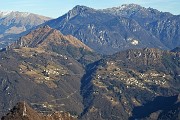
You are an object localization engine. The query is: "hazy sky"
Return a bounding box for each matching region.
[0,0,180,18]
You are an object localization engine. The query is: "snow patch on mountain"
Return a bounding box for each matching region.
[0,11,31,18]
[0,11,12,17]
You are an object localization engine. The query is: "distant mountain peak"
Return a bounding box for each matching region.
[0,11,33,18]
[103,3,144,13]
[0,10,51,23]
[121,3,142,8]
[72,5,94,11]
[102,3,167,18]
[8,25,63,48]
[0,10,52,49]
[0,11,13,17]
[66,5,96,20]
[8,25,92,52]
[42,25,51,29]
[73,5,91,9]
[36,25,56,33]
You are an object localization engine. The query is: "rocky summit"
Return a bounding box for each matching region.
[1,102,76,120]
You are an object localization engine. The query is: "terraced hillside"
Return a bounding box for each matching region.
[80,48,180,120]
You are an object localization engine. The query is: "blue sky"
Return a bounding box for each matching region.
[0,0,180,18]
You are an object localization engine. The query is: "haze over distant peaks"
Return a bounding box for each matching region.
[0,10,52,49]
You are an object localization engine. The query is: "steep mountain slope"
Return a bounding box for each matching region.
[79,48,180,120]
[0,11,51,48]
[104,4,180,50]
[8,25,99,65]
[45,4,180,54]
[0,26,100,118]
[1,102,76,120]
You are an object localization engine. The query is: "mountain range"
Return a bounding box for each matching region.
[0,3,180,120]
[1,4,180,55]
[44,4,180,54]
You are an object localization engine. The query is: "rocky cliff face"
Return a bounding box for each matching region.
[1,102,76,120]
[45,4,180,55]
